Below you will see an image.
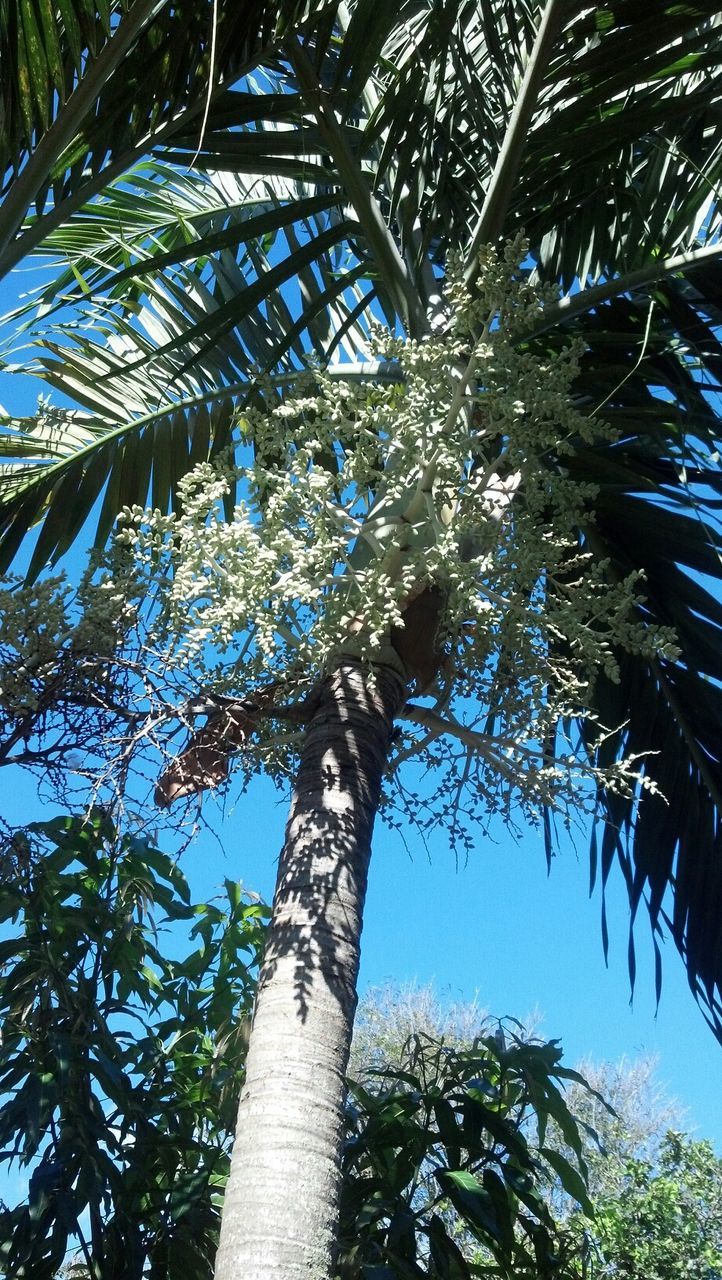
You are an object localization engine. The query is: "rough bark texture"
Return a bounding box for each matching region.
[215,658,406,1280]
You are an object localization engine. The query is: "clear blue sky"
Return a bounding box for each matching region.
[1,273,720,1156]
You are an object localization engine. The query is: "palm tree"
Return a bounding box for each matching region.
[2,2,722,1275]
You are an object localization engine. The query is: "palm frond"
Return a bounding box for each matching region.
[0,0,334,276]
[555,292,722,1037]
[0,162,380,571]
[0,394,239,577]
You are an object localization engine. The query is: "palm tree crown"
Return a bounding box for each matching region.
[1,0,722,1037]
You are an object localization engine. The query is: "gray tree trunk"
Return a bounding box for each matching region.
[215,657,406,1279]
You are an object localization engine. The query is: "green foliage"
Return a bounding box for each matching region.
[546,1055,682,1214]
[0,812,268,1279]
[345,986,722,1280]
[338,1028,600,1279]
[1,6,722,1271]
[0,0,322,277]
[588,1132,722,1280]
[3,871,718,1280]
[350,984,499,1080]
[0,837,605,1280]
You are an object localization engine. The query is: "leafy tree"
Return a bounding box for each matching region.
[349,984,722,1280]
[549,1059,722,1280]
[350,983,501,1079]
[0,818,599,1280]
[340,1026,597,1280]
[2,4,722,1276]
[0,812,267,1279]
[551,1055,683,1210]
[588,1132,722,1280]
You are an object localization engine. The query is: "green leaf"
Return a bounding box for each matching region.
[541,1147,594,1217]
[438,1169,508,1245]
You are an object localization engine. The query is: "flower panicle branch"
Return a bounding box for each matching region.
[2,243,680,831]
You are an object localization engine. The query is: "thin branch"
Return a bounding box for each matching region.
[400,702,516,778]
[592,297,656,416]
[391,726,441,768]
[187,0,219,170]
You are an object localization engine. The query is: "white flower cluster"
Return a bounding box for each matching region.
[116,243,678,823]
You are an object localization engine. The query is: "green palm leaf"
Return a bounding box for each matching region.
[0,160,380,569]
[545,290,722,1034]
[0,0,330,276]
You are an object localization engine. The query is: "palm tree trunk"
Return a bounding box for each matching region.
[215,657,406,1279]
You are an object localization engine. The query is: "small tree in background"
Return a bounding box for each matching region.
[349,983,722,1280]
[554,1056,683,1206]
[340,1025,598,1280]
[350,982,499,1078]
[551,1060,722,1280]
[589,1133,722,1280]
